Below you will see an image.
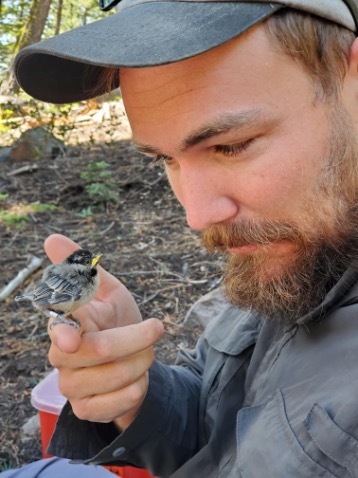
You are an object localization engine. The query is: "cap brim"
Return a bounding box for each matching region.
[14,1,282,104]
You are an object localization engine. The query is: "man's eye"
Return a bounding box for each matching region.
[214,139,255,157]
[150,155,173,167]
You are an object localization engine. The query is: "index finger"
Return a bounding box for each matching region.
[44,234,79,264]
[49,318,164,368]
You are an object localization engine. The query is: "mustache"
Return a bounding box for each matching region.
[202,219,309,253]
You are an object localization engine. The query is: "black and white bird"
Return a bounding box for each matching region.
[15,249,102,328]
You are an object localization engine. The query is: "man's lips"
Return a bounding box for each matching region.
[228,240,297,256]
[228,244,261,254]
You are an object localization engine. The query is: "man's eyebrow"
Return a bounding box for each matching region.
[133,109,267,157]
[133,142,164,157]
[179,109,267,151]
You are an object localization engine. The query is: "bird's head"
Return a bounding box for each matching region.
[66,249,102,268]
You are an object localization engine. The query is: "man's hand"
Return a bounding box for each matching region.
[45,234,164,429]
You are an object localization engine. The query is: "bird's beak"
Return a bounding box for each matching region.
[91,254,103,267]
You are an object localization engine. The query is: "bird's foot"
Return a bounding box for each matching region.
[45,310,81,330]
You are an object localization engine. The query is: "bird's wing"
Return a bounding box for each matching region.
[32,272,82,307]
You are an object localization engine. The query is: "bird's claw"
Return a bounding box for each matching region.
[46,310,81,330]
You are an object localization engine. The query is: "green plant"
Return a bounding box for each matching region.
[80,161,120,206]
[0,211,29,228]
[0,200,59,228]
[31,203,58,213]
[76,206,93,218]
[0,455,16,473]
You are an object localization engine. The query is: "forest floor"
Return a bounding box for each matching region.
[0,98,223,470]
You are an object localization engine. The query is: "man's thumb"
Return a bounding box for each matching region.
[48,321,82,354]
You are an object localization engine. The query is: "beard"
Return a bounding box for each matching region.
[202,106,358,327]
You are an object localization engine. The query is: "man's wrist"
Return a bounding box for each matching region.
[113,404,143,432]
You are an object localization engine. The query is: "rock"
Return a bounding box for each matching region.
[8,140,33,161]
[8,127,65,162]
[0,147,11,162]
[0,95,26,106]
[21,414,40,442]
[184,287,231,329]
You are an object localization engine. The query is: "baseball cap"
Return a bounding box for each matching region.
[14,0,358,104]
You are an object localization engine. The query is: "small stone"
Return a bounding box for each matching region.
[184,287,231,329]
[0,147,11,162]
[8,127,65,162]
[21,414,40,441]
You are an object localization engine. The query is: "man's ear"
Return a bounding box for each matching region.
[347,37,358,76]
[342,37,358,121]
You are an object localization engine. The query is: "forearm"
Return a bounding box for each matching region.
[49,360,202,476]
[107,360,201,475]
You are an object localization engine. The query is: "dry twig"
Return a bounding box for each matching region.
[0,255,43,302]
[7,165,39,177]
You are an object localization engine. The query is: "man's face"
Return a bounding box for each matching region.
[120,26,358,325]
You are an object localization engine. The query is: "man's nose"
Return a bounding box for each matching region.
[171,163,238,231]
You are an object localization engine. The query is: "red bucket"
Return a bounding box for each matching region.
[105,465,154,477]
[31,369,156,478]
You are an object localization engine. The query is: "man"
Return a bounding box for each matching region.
[5,0,358,476]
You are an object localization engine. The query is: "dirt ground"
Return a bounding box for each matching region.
[0,100,223,470]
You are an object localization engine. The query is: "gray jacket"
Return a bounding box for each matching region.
[49,266,358,477]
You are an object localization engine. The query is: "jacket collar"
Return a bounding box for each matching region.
[296,261,358,326]
[204,262,358,355]
[205,305,263,355]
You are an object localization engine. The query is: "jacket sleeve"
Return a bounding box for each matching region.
[48,336,207,477]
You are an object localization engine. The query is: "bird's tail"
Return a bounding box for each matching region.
[15,293,33,302]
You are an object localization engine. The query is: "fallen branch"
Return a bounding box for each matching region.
[7,164,39,176]
[0,255,43,302]
[99,221,115,235]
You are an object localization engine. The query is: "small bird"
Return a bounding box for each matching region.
[15,249,102,329]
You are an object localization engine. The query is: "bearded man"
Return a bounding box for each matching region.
[5,1,358,477]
